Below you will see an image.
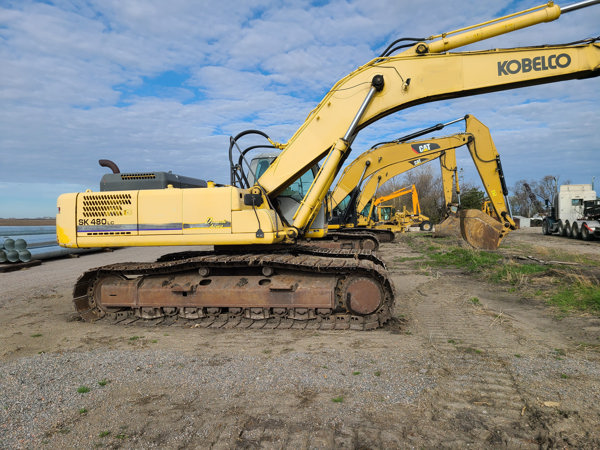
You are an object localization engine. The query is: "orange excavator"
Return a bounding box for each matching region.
[370,184,432,232]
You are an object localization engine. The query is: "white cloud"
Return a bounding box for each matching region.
[0,0,598,217]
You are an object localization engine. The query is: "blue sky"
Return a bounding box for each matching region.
[0,0,598,218]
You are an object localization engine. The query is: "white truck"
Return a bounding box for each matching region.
[542,184,600,240]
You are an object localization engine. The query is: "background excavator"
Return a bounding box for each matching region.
[369,184,433,233]
[330,115,516,249]
[57,1,600,328]
[329,116,468,243]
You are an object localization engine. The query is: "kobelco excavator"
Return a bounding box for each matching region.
[57,1,600,328]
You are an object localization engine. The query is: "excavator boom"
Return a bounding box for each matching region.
[331,115,516,248]
[329,127,471,231]
[260,38,600,231]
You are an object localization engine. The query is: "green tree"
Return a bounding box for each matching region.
[460,187,485,209]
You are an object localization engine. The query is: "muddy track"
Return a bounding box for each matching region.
[73,245,394,330]
[410,280,530,446]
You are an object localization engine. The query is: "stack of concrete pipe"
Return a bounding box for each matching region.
[0,226,101,263]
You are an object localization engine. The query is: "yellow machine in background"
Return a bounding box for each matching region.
[330,115,516,248]
[329,116,467,242]
[370,184,432,232]
[482,200,499,220]
[57,2,600,327]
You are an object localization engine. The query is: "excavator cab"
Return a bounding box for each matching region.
[379,206,395,222]
[246,152,328,238]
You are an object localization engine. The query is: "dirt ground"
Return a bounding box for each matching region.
[1,228,599,448]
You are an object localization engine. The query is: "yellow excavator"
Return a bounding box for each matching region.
[328,116,468,243]
[329,114,515,248]
[370,184,432,232]
[57,1,600,328]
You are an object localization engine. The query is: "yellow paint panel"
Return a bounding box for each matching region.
[138,189,182,235]
[56,193,78,247]
[74,190,140,238]
[182,187,232,235]
[231,210,276,234]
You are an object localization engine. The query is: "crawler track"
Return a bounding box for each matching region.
[73,245,394,330]
[306,231,381,250]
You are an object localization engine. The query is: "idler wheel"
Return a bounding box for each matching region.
[341,276,383,315]
[361,237,378,251]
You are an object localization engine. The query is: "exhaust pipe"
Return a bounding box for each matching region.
[99,159,120,174]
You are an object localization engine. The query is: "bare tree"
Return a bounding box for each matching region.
[509,175,560,217]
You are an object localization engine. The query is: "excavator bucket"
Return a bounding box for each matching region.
[435,209,508,250]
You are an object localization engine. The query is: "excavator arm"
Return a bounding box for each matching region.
[337,114,517,248]
[373,186,415,208]
[440,150,459,210]
[330,129,470,228]
[434,115,517,249]
[257,2,599,233]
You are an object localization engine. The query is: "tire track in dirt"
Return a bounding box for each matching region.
[405,278,534,446]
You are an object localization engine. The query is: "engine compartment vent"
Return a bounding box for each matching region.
[82,193,132,217]
[120,173,157,180]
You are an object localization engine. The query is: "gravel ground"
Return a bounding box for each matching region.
[0,348,434,447]
[0,229,599,448]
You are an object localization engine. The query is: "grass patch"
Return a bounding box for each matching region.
[490,263,548,285]
[560,373,569,379]
[352,371,361,376]
[99,431,110,438]
[374,371,381,376]
[470,297,480,305]
[463,347,483,355]
[404,233,600,316]
[427,247,502,273]
[79,408,88,415]
[331,396,344,403]
[550,282,600,312]
[98,379,110,387]
[31,333,43,338]
[129,336,141,341]
[77,386,90,394]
